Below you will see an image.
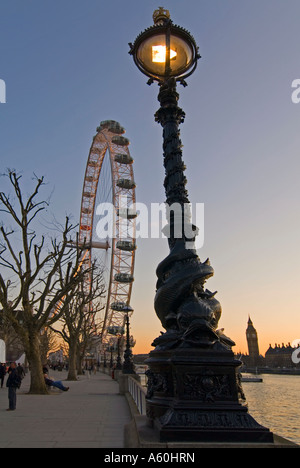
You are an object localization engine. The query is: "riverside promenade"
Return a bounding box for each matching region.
[0,369,132,448]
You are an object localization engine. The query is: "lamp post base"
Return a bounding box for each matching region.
[154,408,273,443]
[145,347,273,443]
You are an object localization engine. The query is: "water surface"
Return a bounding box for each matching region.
[243,373,300,445]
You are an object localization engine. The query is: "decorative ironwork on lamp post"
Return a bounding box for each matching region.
[129,7,273,443]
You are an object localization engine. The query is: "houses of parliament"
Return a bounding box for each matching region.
[237,316,300,369]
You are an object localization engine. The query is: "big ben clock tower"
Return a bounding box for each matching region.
[246,316,260,366]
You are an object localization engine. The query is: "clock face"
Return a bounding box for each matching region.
[247,332,257,339]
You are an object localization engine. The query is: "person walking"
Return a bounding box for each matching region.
[0,363,6,388]
[6,362,22,411]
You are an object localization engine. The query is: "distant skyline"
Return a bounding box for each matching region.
[1,0,300,357]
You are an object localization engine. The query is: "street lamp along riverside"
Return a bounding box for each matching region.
[120,305,136,375]
[109,301,136,374]
[129,7,273,443]
[129,7,199,86]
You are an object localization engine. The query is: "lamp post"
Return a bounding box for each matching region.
[121,305,136,374]
[108,338,115,369]
[109,346,114,369]
[116,332,122,370]
[129,8,273,443]
[108,326,124,370]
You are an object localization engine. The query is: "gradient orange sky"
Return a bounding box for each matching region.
[131,233,300,357]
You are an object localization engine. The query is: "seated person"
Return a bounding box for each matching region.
[43,366,69,392]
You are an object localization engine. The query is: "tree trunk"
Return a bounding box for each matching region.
[67,339,78,381]
[26,331,48,394]
[77,352,84,375]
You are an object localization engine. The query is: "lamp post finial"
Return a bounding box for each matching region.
[153,7,170,25]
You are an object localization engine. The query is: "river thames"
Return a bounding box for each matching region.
[242,373,300,445]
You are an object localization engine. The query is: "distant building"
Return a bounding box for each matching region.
[236,317,264,368]
[0,311,24,362]
[48,349,65,366]
[265,343,300,368]
[246,316,260,367]
[237,316,300,369]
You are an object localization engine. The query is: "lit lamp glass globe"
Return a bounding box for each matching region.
[129,7,200,84]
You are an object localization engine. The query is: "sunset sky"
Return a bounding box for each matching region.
[1,0,300,357]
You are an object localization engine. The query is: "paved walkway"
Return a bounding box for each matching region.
[0,369,132,448]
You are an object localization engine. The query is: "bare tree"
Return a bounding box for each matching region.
[52,265,105,381]
[0,170,90,394]
[40,328,60,366]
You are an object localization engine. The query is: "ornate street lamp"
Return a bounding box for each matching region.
[107,337,117,368]
[116,332,123,370]
[129,8,273,443]
[120,305,136,374]
[129,7,199,87]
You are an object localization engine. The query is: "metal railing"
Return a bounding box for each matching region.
[127,375,147,415]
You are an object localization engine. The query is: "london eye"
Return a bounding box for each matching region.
[78,120,137,349]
